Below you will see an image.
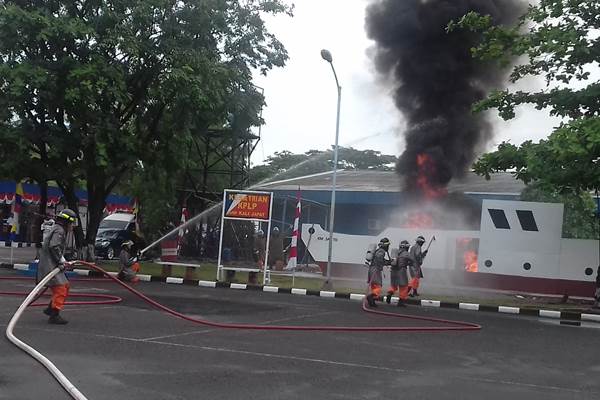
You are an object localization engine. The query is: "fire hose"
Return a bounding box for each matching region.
[4,261,481,399]
[5,268,90,400]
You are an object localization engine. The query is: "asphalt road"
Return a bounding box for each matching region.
[1,269,599,400]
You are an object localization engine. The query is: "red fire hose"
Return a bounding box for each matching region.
[90,262,482,332]
[1,261,481,332]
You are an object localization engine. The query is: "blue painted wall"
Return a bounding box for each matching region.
[269,190,520,236]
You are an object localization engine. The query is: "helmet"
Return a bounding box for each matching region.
[416,235,426,244]
[399,240,410,250]
[122,240,134,248]
[57,209,76,223]
[378,237,391,249]
[272,227,280,234]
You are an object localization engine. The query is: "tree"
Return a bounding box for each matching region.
[450,0,600,239]
[473,118,600,193]
[249,147,398,185]
[450,1,600,122]
[472,119,600,238]
[0,0,292,247]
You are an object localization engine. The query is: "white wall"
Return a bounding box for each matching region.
[478,200,563,279]
[559,239,599,281]
[302,200,599,283]
[302,224,478,271]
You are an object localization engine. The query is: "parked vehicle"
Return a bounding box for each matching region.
[94,213,136,259]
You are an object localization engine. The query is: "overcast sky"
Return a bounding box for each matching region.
[250,0,565,166]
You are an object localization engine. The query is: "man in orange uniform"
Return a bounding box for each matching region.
[385,240,412,307]
[118,240,140,283]
[37,209,76,325]
[366,238,391,307]
[408,235,427,297]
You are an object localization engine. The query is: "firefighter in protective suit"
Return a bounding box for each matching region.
[366,238,391,307]
[408,235,427,297]
[118,240,140,283]
[37,209,76,325]
[385,240,412,307]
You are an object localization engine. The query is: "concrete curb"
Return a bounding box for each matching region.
[2,262,598,325]
[1,242,34,248]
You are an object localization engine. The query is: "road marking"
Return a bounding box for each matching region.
[138,310,338,341]
[2,323,598,395]
[140,329,216,341]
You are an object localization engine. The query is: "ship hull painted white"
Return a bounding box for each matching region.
[301,200,599,296]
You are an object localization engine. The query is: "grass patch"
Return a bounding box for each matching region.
[95,261,349,292]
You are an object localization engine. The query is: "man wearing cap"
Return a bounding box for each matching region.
[37,209,76,325]
[408,235,427,297]
[366,237,391,307]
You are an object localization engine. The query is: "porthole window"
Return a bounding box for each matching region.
[523,262,532,271]
[585,267,594,276]
[484,260,492,268]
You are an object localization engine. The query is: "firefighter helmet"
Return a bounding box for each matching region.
[400,240,410,250]
[57,209,77,223]
[416,235,426,245]
[378,237,391,249]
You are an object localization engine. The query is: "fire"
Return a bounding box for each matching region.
[464,250,478,273]
[403,211,434,228]
[415,153,447,199]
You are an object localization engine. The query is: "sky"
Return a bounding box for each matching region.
[250,0,565,166]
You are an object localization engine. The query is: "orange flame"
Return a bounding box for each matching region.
[403,212,434,228]
[464,250,478,273]
[416,153,447,199]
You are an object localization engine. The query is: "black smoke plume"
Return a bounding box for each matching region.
[366,0,522,198]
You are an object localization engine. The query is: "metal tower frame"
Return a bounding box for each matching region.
[180,127,260,208]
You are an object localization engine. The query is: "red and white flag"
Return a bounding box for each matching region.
[285,189,301,271]
[177,205,190,255]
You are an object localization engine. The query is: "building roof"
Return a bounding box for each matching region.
[255,170,525,195]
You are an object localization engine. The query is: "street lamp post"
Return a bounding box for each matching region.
[321,49,341,287]
[593,157,600,274]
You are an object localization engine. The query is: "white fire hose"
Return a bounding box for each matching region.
[5,267,89,400]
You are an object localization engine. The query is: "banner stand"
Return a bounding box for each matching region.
[217,189,274,285]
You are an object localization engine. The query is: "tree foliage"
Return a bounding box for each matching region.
[249,148,398,185]
[450,0,600,239]
[450,0,600,120]
[0,0,292,246]
[474,117,600,193]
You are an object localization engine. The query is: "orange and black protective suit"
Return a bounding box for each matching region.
[367,247,389,307]
[36,223,70,324]
[408,242,427,296]
[386,248,411,306]
[119,248,140,283]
